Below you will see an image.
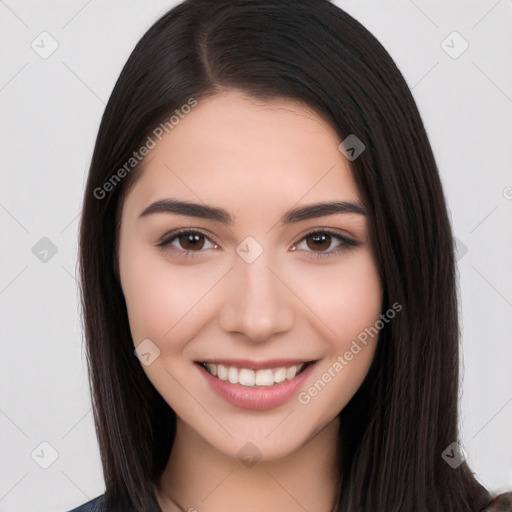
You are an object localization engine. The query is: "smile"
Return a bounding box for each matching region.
[199,362,310,387]
[196,359,317,410]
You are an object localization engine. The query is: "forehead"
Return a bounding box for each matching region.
[123,91,361,218]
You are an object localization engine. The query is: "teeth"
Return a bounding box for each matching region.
[228,366,238,384]
[202,362,306,387]
[217,364,228,380]
[286,366,297,380]
[239,369,255,386]
[205,363,217,377]
[255,369,273,386]
[273,367,286,383]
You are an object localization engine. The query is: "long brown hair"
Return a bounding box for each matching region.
[79,1,491,510]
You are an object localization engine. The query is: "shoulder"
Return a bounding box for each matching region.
[65,494,105,512]
[64,493,162,512]
[482,492,512,512]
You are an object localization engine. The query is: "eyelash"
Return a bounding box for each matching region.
[156,228,358,260]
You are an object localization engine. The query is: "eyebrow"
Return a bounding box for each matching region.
[139,199,367,225]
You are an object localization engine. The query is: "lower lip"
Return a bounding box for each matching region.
[197,362,316,410]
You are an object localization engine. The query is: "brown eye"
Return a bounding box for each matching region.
[305,232,332,252]
[291,230,357,258]
[179,233,205,251]
[157,230,217,253]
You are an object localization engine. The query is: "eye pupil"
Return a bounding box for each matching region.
[180,233,205,250]
[306,233,331,251]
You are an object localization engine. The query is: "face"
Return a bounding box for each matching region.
[118,90,382,461]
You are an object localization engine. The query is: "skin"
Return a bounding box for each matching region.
[118,90,383,512]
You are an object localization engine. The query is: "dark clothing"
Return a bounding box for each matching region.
[66,494,161,512]
[68,491,512,511]
[67,495,104,512]
[485,492,512,512]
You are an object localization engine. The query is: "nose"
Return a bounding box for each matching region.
[218,255,295,343]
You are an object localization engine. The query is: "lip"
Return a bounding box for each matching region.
[196,360,317,410]
[196,358,312,370]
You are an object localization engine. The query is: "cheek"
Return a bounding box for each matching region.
[120,243,226,349]
[122,243,382,349]
[327,254,382,390]
[288,251,382,414]
[330,255,382,343]
[288,249,382,343]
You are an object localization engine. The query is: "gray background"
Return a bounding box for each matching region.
[0,1,511,511]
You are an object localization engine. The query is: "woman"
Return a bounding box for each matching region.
[69,0,511,510]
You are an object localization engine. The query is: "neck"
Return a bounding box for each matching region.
[155,417,342,512]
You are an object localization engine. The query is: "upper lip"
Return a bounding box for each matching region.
[196,358,315,370]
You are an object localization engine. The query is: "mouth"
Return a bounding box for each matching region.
[196,360,314,388]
